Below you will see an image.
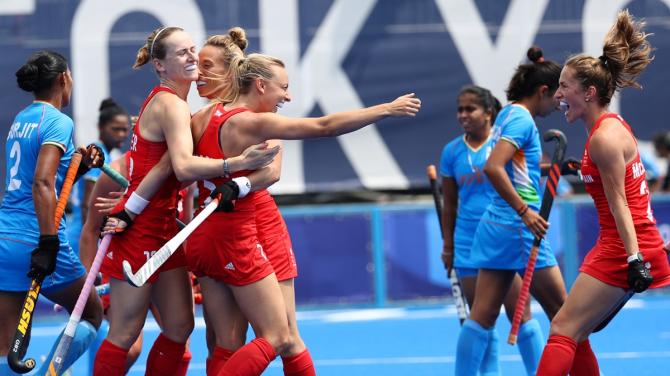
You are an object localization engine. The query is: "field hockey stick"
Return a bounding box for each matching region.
[8,152,82,374]
[592,289,634,333]
[123,198,219,287]
[427,165,469,325]
[43,235,112,376]
[100,163,128,189]
[53,283,109,312]
[508,129,567,345]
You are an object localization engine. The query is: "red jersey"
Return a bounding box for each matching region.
[579,113,670,289]
[195,104,257,211]
[187,104,273,285]
[102,86,186,283]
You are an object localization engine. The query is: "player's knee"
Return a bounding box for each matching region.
[165,318,195,343]
[264,329,292,356]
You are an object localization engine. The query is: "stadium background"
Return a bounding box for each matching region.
[1,0,670,374]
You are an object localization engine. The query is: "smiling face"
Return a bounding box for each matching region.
[258,64,291,113]
[196,45,229,99]
[456,93,490,136]
[554,66,588,123]
[153,30,199,83]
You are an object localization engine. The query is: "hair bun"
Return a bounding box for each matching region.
[15,63,39,92]
[527,46,544,63]
[99,98,119,111]
[228,27,248,51]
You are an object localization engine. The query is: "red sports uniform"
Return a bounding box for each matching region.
[101,87,186,284]
[255,190,298,281]
[186,105,274,285]
[579,113,670,288]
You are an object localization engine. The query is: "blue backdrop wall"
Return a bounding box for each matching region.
[0,0,668,194]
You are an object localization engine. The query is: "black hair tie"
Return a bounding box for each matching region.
[598,55,609,67]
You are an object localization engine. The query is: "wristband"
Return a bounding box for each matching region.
[223,159,231,178]
[232,176,251,198]
[627,253,642,264]
[516,204,529,217]
[124,191,150,215]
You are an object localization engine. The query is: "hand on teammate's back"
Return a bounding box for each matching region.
[520,208,549,239]
[27,235,60,279]
[94,191,125,215]
[386,93,422,117]
[628,255,653,293]
[238,142,280,171]
[210,181,240,212]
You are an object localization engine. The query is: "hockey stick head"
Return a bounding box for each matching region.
[543,128,567,157]
[122,260,144,288]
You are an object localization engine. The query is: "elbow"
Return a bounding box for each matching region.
[173,167,193,183]
[32,177,54,197]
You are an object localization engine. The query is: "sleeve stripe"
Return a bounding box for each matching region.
[42,141,67,153]
[500,136,519,150]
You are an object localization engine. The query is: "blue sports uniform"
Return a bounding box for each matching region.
[440,134,494,278]
[0,102,85,291]
[66,141,110,254]
[470,104,556,270]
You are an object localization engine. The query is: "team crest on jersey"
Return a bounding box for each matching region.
[106,251,113,260]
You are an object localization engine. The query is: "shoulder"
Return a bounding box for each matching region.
[191,103,216,125]
[443,136,463,155]
[589,119,629,165]
[153,92,190,114]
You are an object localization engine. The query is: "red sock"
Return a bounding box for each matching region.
[207,346,235,375]
[145,334,187,376]
[175,349,193,376]
[282,349,316,376]
[93,340,128,376]
[219,338,276,376]
[536,334,577,376]
[570,339,599,376]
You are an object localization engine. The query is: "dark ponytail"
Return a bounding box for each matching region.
[506,46,561,101]
[16,51,68,96]
[98,98,128,128]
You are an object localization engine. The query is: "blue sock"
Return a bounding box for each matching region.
[516,318,544,376]
[0,356,22,375]
[455,319,491,376]
[37,320,97,374]
[88,320,109,373]
[479,326,500,376]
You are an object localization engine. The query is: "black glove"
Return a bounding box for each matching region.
[561,157,582,176]
[27,235,60,279]
[209,181,240,212]
[76,144,104,180]
[627,253,653,293]
[103,208,134,235]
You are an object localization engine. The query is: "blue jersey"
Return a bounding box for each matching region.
[0,102,75,244]
[489,104,543,216]
[439,135,494,221]
[66,141,110,253]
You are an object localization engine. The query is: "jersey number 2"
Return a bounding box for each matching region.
[7,141,21,191]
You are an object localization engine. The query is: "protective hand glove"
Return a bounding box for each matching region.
[209,181,240,212]
[101,209,134,236]
[627,253,653,293]
[27,235,60,279]
[561,157,582,176]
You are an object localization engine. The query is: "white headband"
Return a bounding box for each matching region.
[149,27,168,58]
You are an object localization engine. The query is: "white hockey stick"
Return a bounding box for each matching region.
[122,198,219,287]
